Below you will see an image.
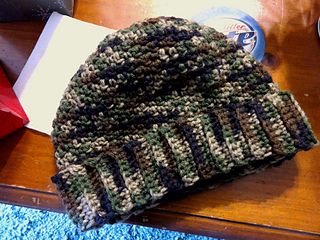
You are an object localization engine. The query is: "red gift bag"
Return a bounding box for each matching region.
[0,66,29,139]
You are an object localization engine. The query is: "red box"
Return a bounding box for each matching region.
[0,66,29,139]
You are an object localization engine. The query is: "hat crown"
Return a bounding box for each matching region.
[76,17,271,100]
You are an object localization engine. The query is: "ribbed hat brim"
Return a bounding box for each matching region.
[52,90,317,230]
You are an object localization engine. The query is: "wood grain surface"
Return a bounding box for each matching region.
[0,0,319,239]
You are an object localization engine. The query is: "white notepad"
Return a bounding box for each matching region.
[13,12,115,135]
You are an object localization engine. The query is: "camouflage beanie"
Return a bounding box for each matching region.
[51,16,318,230]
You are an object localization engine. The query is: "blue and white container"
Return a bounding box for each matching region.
[193,7,266,61]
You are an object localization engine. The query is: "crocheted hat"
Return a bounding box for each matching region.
[51,16,318,230]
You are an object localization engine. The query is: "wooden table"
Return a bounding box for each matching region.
[1,0,320,239]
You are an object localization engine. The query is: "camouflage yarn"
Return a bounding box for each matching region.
[51,16,318,230]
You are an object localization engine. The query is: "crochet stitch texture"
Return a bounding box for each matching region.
[51,16,318,230]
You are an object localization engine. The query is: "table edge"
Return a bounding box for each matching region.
[1,184,319,240]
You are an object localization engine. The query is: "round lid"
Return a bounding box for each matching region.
[193,7,265,61]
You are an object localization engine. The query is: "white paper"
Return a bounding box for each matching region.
[13,12,115,135]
